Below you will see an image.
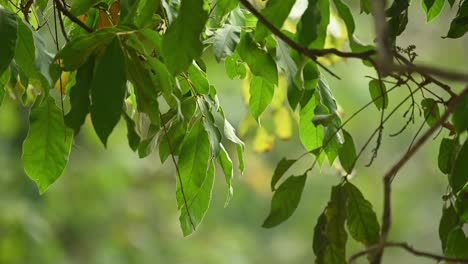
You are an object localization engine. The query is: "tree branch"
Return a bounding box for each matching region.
[54,0,93,33]
[374,86,468,263]
[349,241,468,264]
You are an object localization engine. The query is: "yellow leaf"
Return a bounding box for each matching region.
[241,70,251,104]
[253,127,274,152]
[55,71,70,94]
[270,74,286,109]
[273,106,292,140]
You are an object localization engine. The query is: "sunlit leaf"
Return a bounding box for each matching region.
[422,0,445,21]
[22,97,73,193]
[249,76,274,122]
[255,0,296,41]
[162,0,209,75]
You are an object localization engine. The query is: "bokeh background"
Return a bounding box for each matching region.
[1,0,467,263]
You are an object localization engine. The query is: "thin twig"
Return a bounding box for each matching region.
[349,241,468,264]
[54,0,93,33]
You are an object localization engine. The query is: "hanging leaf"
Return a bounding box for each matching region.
[213,24,241,62]
[438,138,459,174]
[422,0,445,22]
[123,113,141,151]
[90,37,127,146]
[338,130,357,174]
[450,139,468,193]
[439,205,459,251]
[369,79,388,110]
[451,94,468,133]
[271,158,297,191]
[421,98,440,127]
[218,144,234,206]
[237,33,278,85]
[445,0,468,38]
[299,93,323,155]
[297,0,329,48]
[262,174,307,228]
[254,0,296,41]
[345,183,380,246]
[22,97,73,193]
[176,121,212,236]
[162,0,209,75]
[0,7,17,77]
[444,228,468,257]
[249,76,274,122]
[65,58,94,134]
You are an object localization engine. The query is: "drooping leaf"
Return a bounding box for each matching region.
[90,37,127,146]
[162,0,209,75]
[345,183,380,246]
[65,58,94,134]
[438,138,459,174]
[198,97,222,154]
[369,79,388,110]
[271,158,297,191]
[123,113,141,152]
[135,0,160,28]
[218,144,234,206]
[452,94,468,133]
[444,227,468,257]
[338,130,357,174]
[315,184,348,264]
[421,98,440,127]
[313,213,328,259]
[333,0,370,51]
[254,0,296,41]
[159,120,186,162]
[22,97,73,193]
[70,0,95,16]
[439,205,459,251]
[217,0,239,17]
[249,76,274,122]
[222,117,245,174]
[360,0,371,14]
[299,93,323,153]
[225,53,246,79]
[450,139,468,193]
[297,0,329,48]
[213,24,241,62]
[188,64,210,94]
[237,33,278,85]
[0,7,17,77]
[445,0,468,38]
[422,0,445,21]
[262,174,307,228]
[176,120,211,236]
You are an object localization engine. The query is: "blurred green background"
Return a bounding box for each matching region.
[1,1,467,263]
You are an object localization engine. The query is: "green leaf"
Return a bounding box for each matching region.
[90,37,127,146]
[333,0,370,51]
[422,0,445,22]
[222,117,245,174]
[237,33,278,85]
[213,24,241,62]
[271,158,297,191]
[254,0,296,41]
[123,113,141,152]
[299,93,323,153]
[65,58,94,134]
[438,138,459,174]
[188,64,210,94]
[445,228,468,257]
[70,0,95,16]
[198,98,222,154]
[162,0,209,75]
[345,183,380,246]
[56,28,118,71]
[135,0,160,28]
[421,98,440,127]
[0,70,8,106]
[297,0,329,48]
[0,7,17,77]
[360,0,371,14]
[22,97,73,194]
[217,0,239,17]
[369,79,388,110]
[159,120,186,162]
[439,205,459,251]
[225,53,246,80]
[218,144,234,206]
[452,94,468,133]
[445,0,468,38]
[451,138,468,193]
[176,121,211,236]
[315,184,348,264]
[249,76,274,122]
[313,213,328,258]
[338,130,357,174]
[262,174,307,228]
